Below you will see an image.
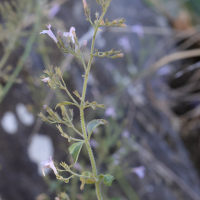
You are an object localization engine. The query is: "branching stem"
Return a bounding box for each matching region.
[79,5,110,200]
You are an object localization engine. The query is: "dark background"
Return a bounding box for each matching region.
[0,0,200,199]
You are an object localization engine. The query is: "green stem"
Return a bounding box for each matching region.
[0,26,22,71]
[0,49,11,71]
[95,183,103,200]
[0,1,41,103]
[61,86,79,105]
[79,5,110,200]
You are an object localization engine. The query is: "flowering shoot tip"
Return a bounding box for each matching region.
[41,77,50,82]
[41,156,58,176]
[63,27,76,43]
[40,24,58,43]
[83,40,87,46]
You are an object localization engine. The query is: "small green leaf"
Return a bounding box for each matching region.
[73,90,81,100]
[80,171,95,190]
[69,141,84,164]
[69,109,74,121]
[87,119,107,139]
[55,101,78,109]
[99,174,114,186]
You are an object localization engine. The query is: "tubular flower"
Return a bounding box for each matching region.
[83,40,87,46]
[132,166,145,179]
[40,24,58,43]
[83,0,87,9]
[41,77,50,82]
[41,156,58,176]
[63,27,76,43]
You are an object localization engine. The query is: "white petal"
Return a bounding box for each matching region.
[63,32,70,37]
[46,24,51,29]
[70,27,75,33]
[42,167,46,176]
[40,30,48,34]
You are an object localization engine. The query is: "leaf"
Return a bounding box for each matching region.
[99,174,114,186]
[69,109,74,121]
[87,119,107,139]
[73,90,81,100]
[80,171,95,190]
[89,101,105,110]
[69,141,84,164]
[55,101,78,109]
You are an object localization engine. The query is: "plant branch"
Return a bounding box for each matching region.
[79,4,110,200]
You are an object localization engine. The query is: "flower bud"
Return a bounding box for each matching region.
[100,20,104,25]
[41,77,50,82]
[120,24,127,28]
[44,105,47,109]
[57,30,62,36]
[117,53,124,57]
[83,0,87,9]
[83,40,87,46]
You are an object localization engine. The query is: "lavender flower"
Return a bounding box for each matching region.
[83,40,87,46]
[40,24,58,43]
[43,105,47,109]
[57,30,62,36]
[63,27,76,43]
[157,65,171,76]
[118,36,131,53]
[73,162,83,172]
[105,106,116,119]
[132,166,145,179]
[132,24,144,38]
[122,130,130,138]
[90,139,99,148]
[41,156,58,176]
[83,0,87,9]
[41,77,50,82]
[48,3,60,19]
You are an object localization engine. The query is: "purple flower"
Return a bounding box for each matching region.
[122,130,130,138]
[90,139,99,148]
[157,65,171,76]
[43,105,47,109]
[41,156,58,176]
[41,77,50,82]
[132,166,145,179]
[132,24,144,38]
[40,24,58,43]
[57,30,62,36]
[83,40,87,46]
[118,36,131,53]
[48,3,60,19]
[105,106,116,119]
[63,27,76,43]
[73,162,83,172]
[83,0,87,9]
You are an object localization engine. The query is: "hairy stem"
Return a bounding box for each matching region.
[79,5,110,200]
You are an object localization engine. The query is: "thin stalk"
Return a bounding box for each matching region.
[0,1,41,103]
[68,123,84,138]
[79,5,110,200]
[0,49,11,71]
[61,86,79,106]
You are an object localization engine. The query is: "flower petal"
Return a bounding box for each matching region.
[40,30,49,34]
[42,167,46,176]
[70,27,75,33]
[39,24,58,43]
[63,32,70,37]
[47,24,51,29]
